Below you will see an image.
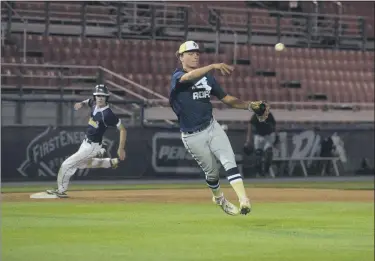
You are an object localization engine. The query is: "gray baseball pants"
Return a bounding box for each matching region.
[181,119,242,188]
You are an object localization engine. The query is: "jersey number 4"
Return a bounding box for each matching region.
[194,77,212,92]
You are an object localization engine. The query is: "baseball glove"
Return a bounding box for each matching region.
[249,101,270,122]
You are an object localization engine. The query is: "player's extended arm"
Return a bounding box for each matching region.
[74,98,91,110]
[180,63,234,82]
[221,95,270,121]
[220,95,255,110]
[117,124,127,161]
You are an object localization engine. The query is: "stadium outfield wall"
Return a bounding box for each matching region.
[2,126,373,182]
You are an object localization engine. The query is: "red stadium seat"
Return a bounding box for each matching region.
[4,33,374,105]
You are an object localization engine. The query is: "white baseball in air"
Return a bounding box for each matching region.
[275,43,285,51]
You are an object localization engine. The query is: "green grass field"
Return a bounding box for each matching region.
[2,181,374,261]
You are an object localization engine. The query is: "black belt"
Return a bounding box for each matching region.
[85,138,101,145]
[185,120,211,134]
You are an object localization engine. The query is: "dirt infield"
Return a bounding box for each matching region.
[2,188,374,203]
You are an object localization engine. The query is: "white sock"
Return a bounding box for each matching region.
[206,179,223,198]
[87,158,112,168]
[227,173,248,201]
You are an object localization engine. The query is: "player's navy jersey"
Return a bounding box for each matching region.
[250,112,276,136]
[85,99,121,143]
[169,68,227,132]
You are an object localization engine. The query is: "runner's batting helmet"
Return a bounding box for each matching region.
[93,84,110,102]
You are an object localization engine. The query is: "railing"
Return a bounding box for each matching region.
[208,6,367,48]
[205,7,238,64]
[142,103,375,123]
[1,17,5,45]
[1,62,100,87]
[1,62,374,126]
[146,99,375,111]
[1,1,189,39]
[2,62,374,110]
[3,95,374,127]
[2,1,28,62]
[1,63,141,124]
[1,96,145,126]
[3,2,117,28]
[0,62,172,125]
[100,66,168,101]
[1,63,167,99]
[2,1,371,50]
[122,1,189,39]
[99,66,174,125]
[1,3,374,125]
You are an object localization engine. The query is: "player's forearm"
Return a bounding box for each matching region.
[118,127,127,150]
[232,100,251,110]
[180,64,214,82]
[81,98,91,106]
[222,95,252,110]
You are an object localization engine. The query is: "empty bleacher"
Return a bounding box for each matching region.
[2,34,374,105]
[1,1,374,121]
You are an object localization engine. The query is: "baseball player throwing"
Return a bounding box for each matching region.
[46,84,127,198]
[170,41,269,215]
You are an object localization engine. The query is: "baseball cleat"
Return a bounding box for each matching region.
[46,189,69,198]
[239,198,251,215]
[110,158,119,169]
[213,195,240,216]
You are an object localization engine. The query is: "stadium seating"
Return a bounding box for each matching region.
[2,1,374,106]
[300,1,374,38]
[10,1,116,26]
[2,33,374,104]
[8,1,370,41]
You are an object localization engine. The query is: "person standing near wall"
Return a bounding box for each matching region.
[244,110,278,177]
